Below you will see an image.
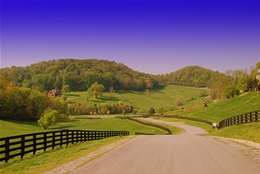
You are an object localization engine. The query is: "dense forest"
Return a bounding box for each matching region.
[0,59,159,92]
[0,59,232,92]
[0,59,259,95]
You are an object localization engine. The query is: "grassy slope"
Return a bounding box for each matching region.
[67,87,260,143]
[182,92,260,123]
[68,85,208,112]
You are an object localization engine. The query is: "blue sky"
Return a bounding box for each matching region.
[1,0,260,74]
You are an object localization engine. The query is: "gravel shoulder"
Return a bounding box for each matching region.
[210,136,260,164]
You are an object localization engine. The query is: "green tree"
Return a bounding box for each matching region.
[87,81,105,99]
[247,78,258,91]
[28,90,49,119]
[148,107,155,115]
[32,74,52,91]
[38,109,59,129]
[54,75,62,90]
[210,81,226,99]
[156,106,168,115]
[224,85,239,98]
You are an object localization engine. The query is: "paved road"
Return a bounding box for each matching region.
[71,118,260,174]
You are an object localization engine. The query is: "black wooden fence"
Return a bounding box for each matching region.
[128,117,172,135]
[218,110,259,128]
[135,132,154,135]
[162,115,213,126]
[0,130,129,163]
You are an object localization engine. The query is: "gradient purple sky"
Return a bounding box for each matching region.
[1,0,260,74]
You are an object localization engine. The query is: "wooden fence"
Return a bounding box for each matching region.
[218,110,259,128]
[0,130,129,163]
[163,115,213,126]
[135,132,154,135]
[127,117,172,135]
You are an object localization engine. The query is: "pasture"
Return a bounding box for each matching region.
[0,117,178,138]
[68,85,209,112]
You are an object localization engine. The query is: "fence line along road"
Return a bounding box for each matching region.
[0,130,129,163]
[219,110,259,128]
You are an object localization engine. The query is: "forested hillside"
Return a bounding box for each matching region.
[0,59,158,92]
[1,59,259,100]
[156,65,227,87]
[0,59,226,93]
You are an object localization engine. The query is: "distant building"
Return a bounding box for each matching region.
[256,68,260,91]
[48,89,62,96]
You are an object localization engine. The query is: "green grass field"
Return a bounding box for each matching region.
[68,85,208,112]
[0,117,175,138]
[181,92,260,123]
[1,86,260,173]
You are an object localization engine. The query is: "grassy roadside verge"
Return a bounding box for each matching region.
[132,118,183,135]
[0,136,132,174]
[158,117,260,143]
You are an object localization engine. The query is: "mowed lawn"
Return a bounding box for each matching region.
[0,117,173,138]
[68,85,208,112]
[182,92,260,123]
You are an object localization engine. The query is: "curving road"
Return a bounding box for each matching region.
[71,118,260,174]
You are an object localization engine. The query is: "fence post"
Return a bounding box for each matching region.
[93,131,96,140]
[44,133,47,151]
[256,111,258,122]
[245,113,248,123]
[76,131,79,143]
[52,132,56,149]
[60,131,63,147]
[71,130,74,144]
[33,134,37,155]
[5,138,9,163]
[21,135,25,159]
[66,131,69,146]
[87,131,90,141]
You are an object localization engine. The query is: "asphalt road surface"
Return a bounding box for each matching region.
[71,118,260,174]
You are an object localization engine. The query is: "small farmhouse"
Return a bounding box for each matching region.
[48,89,62,96]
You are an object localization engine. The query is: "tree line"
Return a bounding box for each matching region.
[1,59,259,117]
[0,76,136,128]
[0,75,68,124]
[0,59,158,92]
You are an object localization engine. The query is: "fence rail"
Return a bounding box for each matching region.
[127,117,172,135]
[163,115,213,126]
[135,132,154,135]
[0,130,129,163]
[219,110,259,128]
